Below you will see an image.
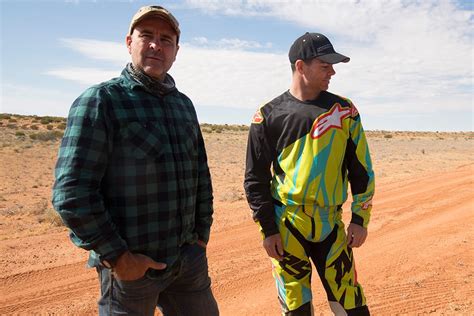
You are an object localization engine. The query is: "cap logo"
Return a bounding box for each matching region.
[317,44,332,53]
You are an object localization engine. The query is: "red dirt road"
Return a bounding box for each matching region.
[0,127,473,315]
[1,165,472,315]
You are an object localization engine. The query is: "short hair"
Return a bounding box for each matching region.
[290,59,313,73]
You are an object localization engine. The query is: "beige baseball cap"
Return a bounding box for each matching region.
[129,5,180,39]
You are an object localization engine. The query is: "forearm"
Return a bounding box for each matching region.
[53,174,128,260]
[194,132,214,243]
[244,180,278,237]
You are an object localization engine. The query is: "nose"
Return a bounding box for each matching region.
[149,40,162,51]
[329,65,336,76]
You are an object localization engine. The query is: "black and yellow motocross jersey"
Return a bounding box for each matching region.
[244,90,375,237]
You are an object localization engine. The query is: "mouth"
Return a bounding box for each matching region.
[147,56,163,62]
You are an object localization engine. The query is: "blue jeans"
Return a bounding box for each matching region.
[97,243,219,316]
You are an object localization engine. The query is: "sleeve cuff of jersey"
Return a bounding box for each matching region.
[350,212,370,228]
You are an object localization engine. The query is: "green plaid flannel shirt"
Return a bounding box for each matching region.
[52,68,213,269]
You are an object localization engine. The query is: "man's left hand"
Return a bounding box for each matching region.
[346,223,368,248]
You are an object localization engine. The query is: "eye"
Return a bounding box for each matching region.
[139,33,153,39]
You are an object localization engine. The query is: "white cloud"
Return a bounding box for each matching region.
[42,0,472,130]
[185,0,473,116]
[60,38,129,65]
[190,37,272,50]
[47,38,290,109]
[172,43,289,108]
[45,67,121,85]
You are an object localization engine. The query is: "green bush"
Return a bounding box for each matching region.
[40,117,54,125]
[29,130,63,141]
[39,116,62,124]
[57,122,67,130]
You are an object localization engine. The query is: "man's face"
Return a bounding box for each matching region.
[302,58,336,93]
[126,17,179,81]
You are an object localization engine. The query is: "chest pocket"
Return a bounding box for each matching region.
[123,121,166,159]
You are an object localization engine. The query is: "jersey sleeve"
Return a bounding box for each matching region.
[345,103,375,228]
[243,107,279,237]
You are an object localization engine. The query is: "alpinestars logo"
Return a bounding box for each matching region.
[251,108,264,124]
[310,103,357,139]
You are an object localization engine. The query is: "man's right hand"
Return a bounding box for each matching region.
[263,233,284,261]
[113,251,167,281]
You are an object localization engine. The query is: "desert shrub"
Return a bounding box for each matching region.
[0,113,11,120]
[200,123,249,133]
[57,122,67,130]
[1,205,22,216]
[30,124,39,130]
[384,134,393,139]
[29,130,63,141]
[15,131,26,137]
[6,123,17,129]
[40,117,54,125]
[35,201,64,226]
[8,118,17,123]
[46,124,54,130]
[46,208,64,226]
[219,190,245,202]
[39,116,63,125]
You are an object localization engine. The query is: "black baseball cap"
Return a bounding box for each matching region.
[289,32,350,64]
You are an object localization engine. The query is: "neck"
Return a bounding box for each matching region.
[127,63,175,96]
[132,63,164,82]
[289,76,321,101]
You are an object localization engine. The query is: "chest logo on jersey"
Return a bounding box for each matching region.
[310,103,354,139]
[251,108,264,124]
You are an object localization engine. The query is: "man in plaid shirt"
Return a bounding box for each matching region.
[52,5,218,315]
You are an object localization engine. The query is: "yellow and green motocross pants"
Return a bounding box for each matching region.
[267,201,369,316]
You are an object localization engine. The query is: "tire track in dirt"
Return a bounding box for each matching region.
[357,165,473,315]
[0,262,97,314]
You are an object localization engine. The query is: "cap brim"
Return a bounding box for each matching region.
[317,53,350,64]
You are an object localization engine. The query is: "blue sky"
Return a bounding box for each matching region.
[1,0,473,131]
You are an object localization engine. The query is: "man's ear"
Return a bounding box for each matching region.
[294,60,305,74]
[173,44,180,61]
[126,35,132,54]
